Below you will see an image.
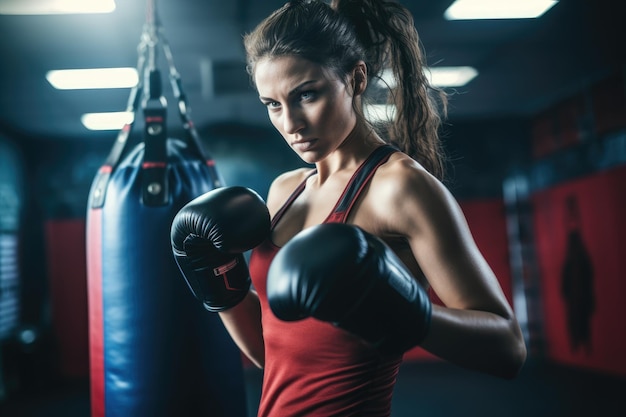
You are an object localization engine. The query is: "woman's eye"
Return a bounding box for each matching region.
[265,101,280,109]
[300,91,315,101]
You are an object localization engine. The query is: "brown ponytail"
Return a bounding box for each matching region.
[245,0,447,179]
[333,0,447,179]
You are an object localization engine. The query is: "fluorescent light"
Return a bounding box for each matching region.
[376,66,478,89]
[426,66,478,87]
[377,68,397,89]
[46,68,138,90]
[81,112,134,131]
[364,104,396,123]
[444,0,558,20]
[0,0,115,15]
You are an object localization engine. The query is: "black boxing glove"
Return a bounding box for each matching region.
[171,186,270,312]
[267,223,431,354]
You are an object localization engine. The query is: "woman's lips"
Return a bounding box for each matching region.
[292,138,317,152]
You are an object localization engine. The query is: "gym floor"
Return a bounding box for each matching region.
[0,358,624,417]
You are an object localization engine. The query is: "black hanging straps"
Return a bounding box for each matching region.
[90,0,221,209]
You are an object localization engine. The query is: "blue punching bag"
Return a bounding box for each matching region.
[86,10,247,417]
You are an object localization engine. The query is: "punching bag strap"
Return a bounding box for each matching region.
[141,2,169,207]
[90,0,223,210]
[89,25,150,209]
[159,22,223,189]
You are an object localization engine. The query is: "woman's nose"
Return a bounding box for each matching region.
[282,107,305,135]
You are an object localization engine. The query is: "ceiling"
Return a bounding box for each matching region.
[0,0,623,140]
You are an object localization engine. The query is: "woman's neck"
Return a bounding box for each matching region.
[314,122,385,182]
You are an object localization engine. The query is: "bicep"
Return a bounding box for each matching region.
[390,174,513,317]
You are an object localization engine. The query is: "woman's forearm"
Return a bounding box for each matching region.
[420,304,527,379]
[219,290,266,368]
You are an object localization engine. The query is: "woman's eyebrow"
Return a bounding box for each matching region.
[259,80,318,102]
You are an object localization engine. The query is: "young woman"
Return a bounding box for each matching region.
[171,1,526,415]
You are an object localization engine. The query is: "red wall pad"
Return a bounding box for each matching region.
[532,165,626,376]
[45,219,90,378]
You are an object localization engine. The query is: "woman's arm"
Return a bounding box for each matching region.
[371,156,527,378]
[219,168,314,369]
[219,290,265,368]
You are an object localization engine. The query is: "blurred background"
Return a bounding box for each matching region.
[0,0,625,416]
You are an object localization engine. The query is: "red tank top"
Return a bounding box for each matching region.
[249,145,401,417]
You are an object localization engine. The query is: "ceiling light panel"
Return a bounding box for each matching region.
[81,112,134,131]
[427,66,478,87]
[0,0,116,15]
[46,68,138,90]
[444,0,558,20]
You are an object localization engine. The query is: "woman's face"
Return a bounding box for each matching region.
[254,56,357,164]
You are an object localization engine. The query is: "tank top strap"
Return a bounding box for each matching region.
[325,144,398,224]
[270,145,398,229]
[270,168,317,229]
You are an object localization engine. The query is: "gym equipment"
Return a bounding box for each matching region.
[86,2,247,416]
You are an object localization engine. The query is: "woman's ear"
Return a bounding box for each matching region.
[351,62,367,96]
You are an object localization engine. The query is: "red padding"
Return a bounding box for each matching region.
[532,165,626,376]
[45,219,89,378]
[86,209,105,417]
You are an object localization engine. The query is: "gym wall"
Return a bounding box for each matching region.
[528,69,626,376]
[11,69,625,380]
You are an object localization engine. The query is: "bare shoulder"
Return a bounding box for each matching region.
[371,152,453,210]
[266,167,314,216]
[367,152,463,237]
